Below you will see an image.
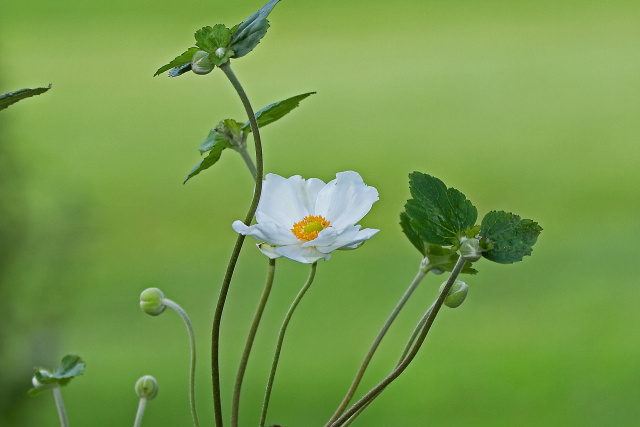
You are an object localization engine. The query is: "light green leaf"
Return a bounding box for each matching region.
[195,24,232,53]
[480,210,542,264]
[200,119,244,153]
[154,47,198,77]
[230,0,280,58]
[28,355,84,396]
[185,139,231,184]
[242,92,316,132]
[0,85,51,111]
[404,172,478,246]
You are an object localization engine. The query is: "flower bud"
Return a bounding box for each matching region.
[140,288,166,316]
[31,371,51,390]
[215,47,227,58]
[135,375,158,400]
[439,279,469,308]
[191,50,215,75]
[459,236,482,262]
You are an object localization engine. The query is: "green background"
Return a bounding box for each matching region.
[1,0,639,425]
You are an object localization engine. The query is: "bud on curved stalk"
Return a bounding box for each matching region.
[459,236,482,262]
[140,288,166,316]
[135,375,159,400]
[191,50,215,75]
[439,279,469,308]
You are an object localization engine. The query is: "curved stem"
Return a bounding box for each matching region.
[161,298,200,427]
[133,397,147,427]
[211,61,265,427]
[51,385,69,427]
[237,146,258,181]
[330,256,467,427]
[260,262,318,427]
[396,302,436,365]
[231,259,277,427]
[326,265,429,425]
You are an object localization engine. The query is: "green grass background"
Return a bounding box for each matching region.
[1,0,639,425]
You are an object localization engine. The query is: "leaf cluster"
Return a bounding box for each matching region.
[401,172,542,269]
[154,0,280,77]
[28,355,85,396]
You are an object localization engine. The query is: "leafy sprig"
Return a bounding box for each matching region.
[28,355,85,396]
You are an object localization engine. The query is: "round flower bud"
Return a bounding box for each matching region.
[459,236,482,262]
[31,372,51,390]
[215,47,227,58]
[191,50,215,75]
[135,375,158,400]
[140,288,166,316]
[439,279,469,308]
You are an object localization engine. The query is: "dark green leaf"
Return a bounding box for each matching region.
[154,47,199,77]
[195,24,232,53]
[400,211,426,256]
[230,0,280,58]
[55,355,84,379]
[242,92,316,132]
[185,139,231,183]
[404,172,478,246]
[169,63,193,77]
[480,211,542,264]
[0,85,51,111]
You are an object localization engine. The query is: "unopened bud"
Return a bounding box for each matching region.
[439,279,469,308]
[31,371,51,390]
[459,236,482,262]
[135,375,158,400]
[215,47,227,58]
[191,50,215,75]
[140,288,166,316]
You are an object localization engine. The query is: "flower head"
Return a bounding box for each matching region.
[233,171,379,263]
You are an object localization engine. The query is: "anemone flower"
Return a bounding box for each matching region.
[232,171,379,263]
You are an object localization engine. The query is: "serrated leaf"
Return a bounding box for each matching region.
[404,172,478,246]
[200,119,244,153]
[195,24,232,53]
[480,210,542,264]
[400,211,426,256]
[242,92,316,132]
[230,0,280,58]
[185,139,231,183]
[55,355,84,379]
[154,47,199,77]
[0,85,51,111]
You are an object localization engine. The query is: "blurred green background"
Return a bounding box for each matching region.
[1,0,639,425]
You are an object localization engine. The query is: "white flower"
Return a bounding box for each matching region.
[232,171,379,263]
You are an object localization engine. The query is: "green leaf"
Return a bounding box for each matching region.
[480,210,542,264]
[400,211,426,256]
[29,355,84,396]
[0,85,51,111]
[242,92,316,132]
[185,139,231,184]
[230,0,280,58]
[154,47,199,77]
[426,245,478,275]
[200,119,244,153]
[404,172,478,246]
[195,24,233,53]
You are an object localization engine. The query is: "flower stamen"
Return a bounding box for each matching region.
[291,215,331,241]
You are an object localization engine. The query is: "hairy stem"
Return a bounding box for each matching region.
[260,262,318,427]
[133,398,147,427]
[51,385,69,427]
[211,61,265,427]
[231,259,277,427]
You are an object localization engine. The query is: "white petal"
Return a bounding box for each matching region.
[292,177,326,215]
[255,174,309,227]
[274,244,331,264]
[314,171,379,229]
[315,226,379,253]
[257,243,283,259]
[232,220,299,245]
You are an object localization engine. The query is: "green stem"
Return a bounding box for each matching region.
[51,384,69,427]
[330,256,468,427]
[161,298,200,427]
[396,302,436,365]
[231,259,277,427]
[326,263,430,425]
[211,61,265,427]
[237,145,258,181]
[260,262,318,427]
[133,398,147,427]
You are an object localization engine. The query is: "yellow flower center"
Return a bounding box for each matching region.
[291,215,331,241]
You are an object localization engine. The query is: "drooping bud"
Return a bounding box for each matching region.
[459,236,482,262]
[140,288,166,316]
[191,50,215,75]
[439,279,469,308]
[135,375,159,400]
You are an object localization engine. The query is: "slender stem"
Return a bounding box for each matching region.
[330,256,468,427]
[396,302,435,365]
[231,259,277,427]
[326,265,429,425]
[236,146,258,181]
[211,61,265,427]
[51,385,69,427]
[260,262,318,427]
[161,298,200,427]
[133,398,147,427]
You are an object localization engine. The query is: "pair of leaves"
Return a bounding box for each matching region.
[154,0,280,77]
[28,355,85,396]
[0,85,51,111]
[401,172,542,265]
[184,91,315,183]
